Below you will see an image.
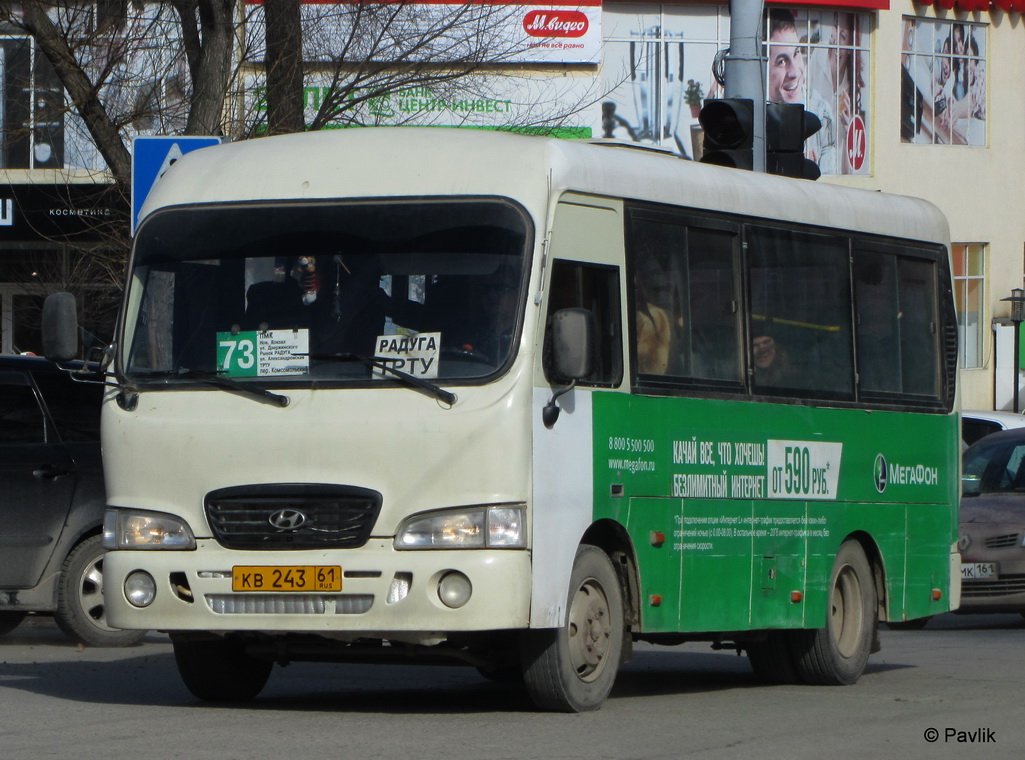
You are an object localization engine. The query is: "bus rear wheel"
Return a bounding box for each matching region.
[173,636,272,701]
[746,631,800,684]
[520,545,624,712]
[793,540,877,685]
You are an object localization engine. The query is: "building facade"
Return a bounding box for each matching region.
[0,0,1019,412]
[587,1,1021,412]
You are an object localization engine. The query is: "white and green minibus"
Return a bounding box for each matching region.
[61,128,960,711]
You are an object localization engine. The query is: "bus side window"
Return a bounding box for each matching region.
[627,211,743,389]
[853,252,902,393]
[854,249,942,402]
[684,227,742,383]
[543,260,622,386]
[747,226,854,400]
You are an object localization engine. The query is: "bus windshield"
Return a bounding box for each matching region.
[123,199,530,385]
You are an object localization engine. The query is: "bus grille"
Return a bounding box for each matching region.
[961,574,1025,598]
[205,484,382,550]
[205,594,374,615]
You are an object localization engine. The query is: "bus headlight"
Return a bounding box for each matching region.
[124,571,157,607]
[103,508,196,550]
[438,571,472,608]
[395,505,526,550]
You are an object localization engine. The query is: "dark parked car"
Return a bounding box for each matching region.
[959,427,1025,617]
[0,355,144,646]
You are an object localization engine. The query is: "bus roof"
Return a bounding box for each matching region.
[141,128,949,246]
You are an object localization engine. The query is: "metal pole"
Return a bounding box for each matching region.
[1015,322,1021,414]
[726,0,766,172]
[1003,288,1025,413]
[1013,288,1024,413]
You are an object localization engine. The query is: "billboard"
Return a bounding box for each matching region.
[243,0,602,65]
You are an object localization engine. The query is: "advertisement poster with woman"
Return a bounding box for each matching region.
[901,17,986,147]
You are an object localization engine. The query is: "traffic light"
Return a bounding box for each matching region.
[698,98,755,171]
[766,102,822,180]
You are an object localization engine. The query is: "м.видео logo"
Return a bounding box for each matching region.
[522,10,589,38]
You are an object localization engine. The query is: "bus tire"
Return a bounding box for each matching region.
[746,631,800,684]
[173,636,272,701]
[520,545,624,712]
[793,540,877,685]
[55,535,147,648]
[0,611,27,635]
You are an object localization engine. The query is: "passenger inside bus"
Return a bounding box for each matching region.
[751,329,796,388]
[633,259,676,375]
[243,254,388,359]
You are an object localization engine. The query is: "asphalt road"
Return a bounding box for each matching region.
[1,612,1021,760]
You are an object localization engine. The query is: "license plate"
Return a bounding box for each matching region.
[231,565,342,592]
[961,562,998,580]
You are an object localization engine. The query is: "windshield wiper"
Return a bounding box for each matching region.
[135,368,289,408]
[304,352,456,406]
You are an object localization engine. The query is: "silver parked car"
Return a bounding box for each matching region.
[959,427,1025,617]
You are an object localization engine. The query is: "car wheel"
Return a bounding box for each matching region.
[791,540,877,685]
[520,545,624,712]
[0,611,27,635]
[55,535,147,647]
[173,636,273,701]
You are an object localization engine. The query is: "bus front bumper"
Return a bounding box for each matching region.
[103,539,532,642]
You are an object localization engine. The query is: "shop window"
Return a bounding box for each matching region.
[953,243,985,369]
[0,34,64,169]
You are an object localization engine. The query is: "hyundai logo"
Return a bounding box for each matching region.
[268,509,307,530]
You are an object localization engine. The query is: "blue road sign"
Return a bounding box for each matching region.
[131,135,222,234]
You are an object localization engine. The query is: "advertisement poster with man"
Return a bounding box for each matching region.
[593,6,871,176]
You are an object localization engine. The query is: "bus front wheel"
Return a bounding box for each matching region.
[520,545,624,712]
[793,540,877,685]
[0,611,26,635]
[173,636,272,701]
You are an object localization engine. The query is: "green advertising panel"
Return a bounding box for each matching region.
[592,392,959,633]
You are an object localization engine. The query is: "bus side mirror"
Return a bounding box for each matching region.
[543,308,595,429]
[42,292,80,363]
[551,307,595,382]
